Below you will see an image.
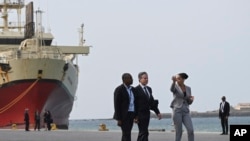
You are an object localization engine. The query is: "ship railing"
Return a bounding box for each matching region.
[0,47,65,62]
[6,21,25,29]
[0,21,25,30]
[0,0,25,5]
[21,48,63,59]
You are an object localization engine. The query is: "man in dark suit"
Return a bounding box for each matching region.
[219,96,230,135]
[113,73,137,141]
[135,72,162,141]
[24,108,30,131]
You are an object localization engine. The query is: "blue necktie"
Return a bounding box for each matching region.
[144,87,150,99]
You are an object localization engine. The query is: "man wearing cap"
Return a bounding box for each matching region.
[219,96,230,135]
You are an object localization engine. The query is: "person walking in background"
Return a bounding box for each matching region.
[43,109,48,130]
[24,108,30,131]
[45,110,53,131]
[219,96,230,135]
[113,73,137,141]
[135,71,162,141]
[170,73,194,141]
[34,110,40,131]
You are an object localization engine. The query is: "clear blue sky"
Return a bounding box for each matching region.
[29,0,250,119]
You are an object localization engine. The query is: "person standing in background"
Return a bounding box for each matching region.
[34,110,40,131]
[46,110,53,131]
[170,73,194,141]
[43,109,48,130]
[135,71,162,141]
[24,108,30,131]
[219,96,230,135]
[113,73,138,141]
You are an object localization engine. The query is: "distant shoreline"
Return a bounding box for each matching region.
[152,109,250,118]
[69,110,250,121]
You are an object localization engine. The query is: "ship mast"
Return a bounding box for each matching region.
[35,8,44,47]
[75,23,86,64]
[35,8,43,37]
[79,23,85,46]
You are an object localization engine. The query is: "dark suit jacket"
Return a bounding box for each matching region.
[219,101,230,117]
[135,85,160,116]
[113,84,137,121]
[24,112,29,122]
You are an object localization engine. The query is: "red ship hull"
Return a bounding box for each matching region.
[0,79,74,129]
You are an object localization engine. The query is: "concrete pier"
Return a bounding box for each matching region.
[0,129,229,141]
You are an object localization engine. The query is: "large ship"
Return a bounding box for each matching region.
[0,0,89,129]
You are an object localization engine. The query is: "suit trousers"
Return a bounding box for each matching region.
[137,112,150,141]
[25,121,29,131]
[173,106,194,141]
[220,115,228,134]
[34,120,40,130]
[121,112,135,141]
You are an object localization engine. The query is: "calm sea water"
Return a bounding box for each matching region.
[69,116,250,132]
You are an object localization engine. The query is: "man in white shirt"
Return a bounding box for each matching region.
[219,96,230,135]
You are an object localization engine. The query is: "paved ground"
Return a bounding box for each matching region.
[0,129,229,141]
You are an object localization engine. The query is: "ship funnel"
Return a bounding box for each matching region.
[24,2,34,39]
